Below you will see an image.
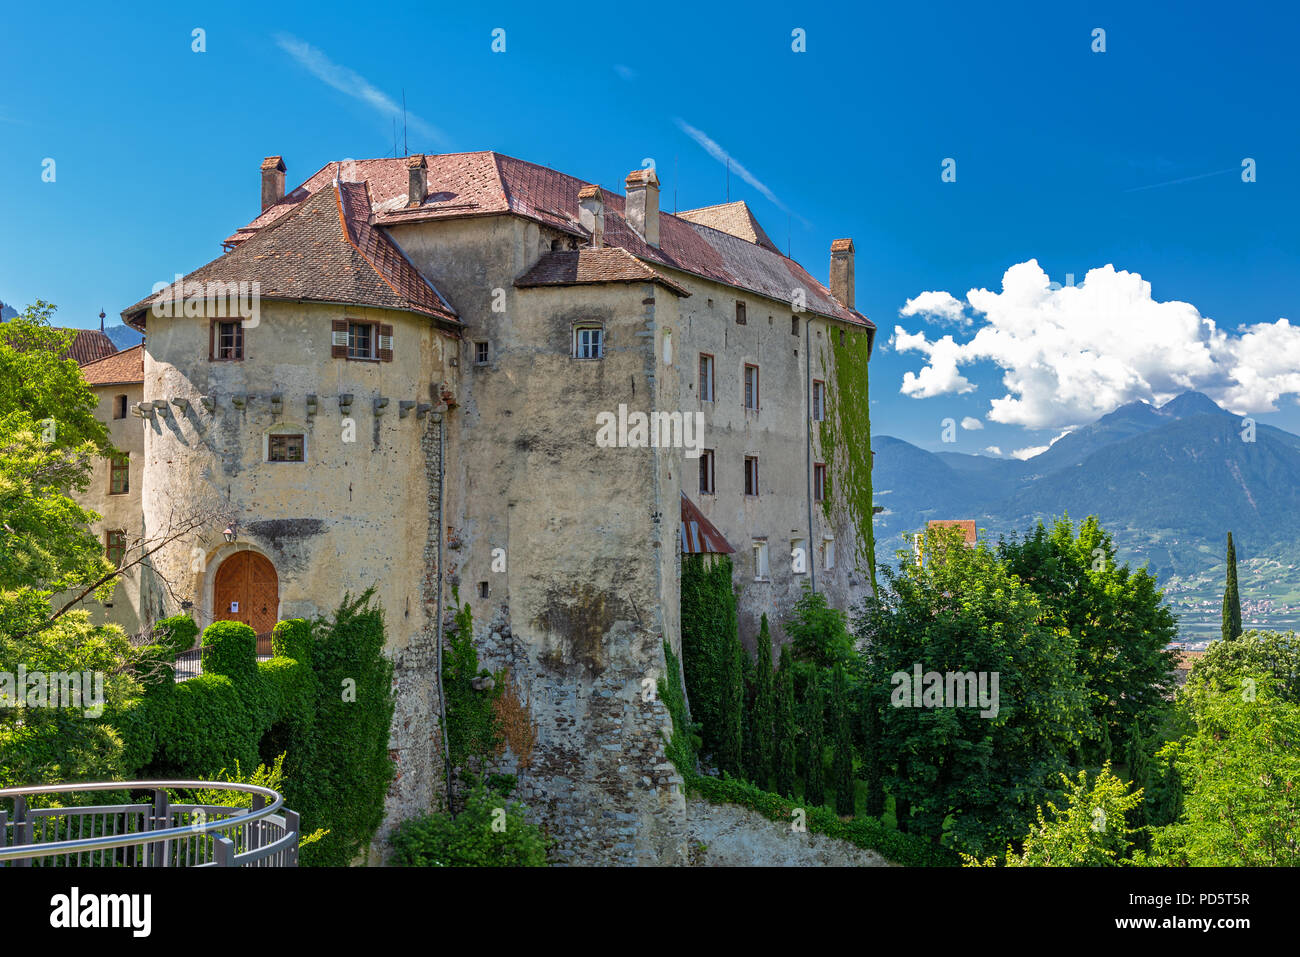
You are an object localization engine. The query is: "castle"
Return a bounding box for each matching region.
[71,151,877,863]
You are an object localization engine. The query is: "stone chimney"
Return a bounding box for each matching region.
[261,156,286,211]
[624,168,660,248]
[830,238,855,309]
[578,185,604,247]
[406,154,428,207]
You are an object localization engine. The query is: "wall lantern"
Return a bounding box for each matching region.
[222,523,238,544]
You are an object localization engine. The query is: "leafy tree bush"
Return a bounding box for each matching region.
[659,642,701,774]
[679,555,745,776]
[829,664,855,816]
[802,677,826,809]
[389,782,550,866]
[749,614,776,788]
[773,645,798,798]
[200,620,257,682]
[442,602,502,768]
[785,584,854,670]
[154,614,199,657]
[1183,629,1300,705]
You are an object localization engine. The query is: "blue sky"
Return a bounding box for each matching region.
[3,0,1297,453]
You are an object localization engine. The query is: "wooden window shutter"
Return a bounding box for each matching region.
[331,319,348,358]
[378,323,394,362]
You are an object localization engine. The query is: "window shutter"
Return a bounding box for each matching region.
[331,319,348,358]
[378,323,394,362]
[209,320,216,360]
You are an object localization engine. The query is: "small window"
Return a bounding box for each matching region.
[113,394,128,419]
[699,354,714,401]
[268,433,305,463]
[348,322,375,360]
[478,581,490,599]
[574,325,604,359]
[822,537,836,571]
[752,540,770,581]
[791,316,800,336]
[212,320,243,361]
[813,381,826,421]
[744,455,759,496]
[109,454,129,495]
[735,301,747,325]
[105,530,127,567]
[839,330,845,347]
[474,341,490,365]
[699,449,715,495]
[743,364,759,410]
[814,463,827,502]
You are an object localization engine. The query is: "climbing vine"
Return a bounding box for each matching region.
[818,327,876,590]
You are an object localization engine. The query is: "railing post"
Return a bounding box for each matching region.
[13,796,30,868]
[249,793,264,853]
[285,810,300,867]
[151,789,170,868]
[213,835,235,867]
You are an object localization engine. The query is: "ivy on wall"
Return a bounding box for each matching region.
[818,327,877,591]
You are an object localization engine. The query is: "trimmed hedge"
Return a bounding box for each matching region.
[153,614,198,658]
[201,620,257,682]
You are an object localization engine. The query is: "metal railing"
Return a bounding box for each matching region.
[0,780,300,867]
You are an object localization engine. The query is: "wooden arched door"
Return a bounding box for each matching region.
[213,551,279,636]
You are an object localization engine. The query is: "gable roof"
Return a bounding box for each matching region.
[223,152,873,330]
[124,181,458,328]
[81,344,144,386]
[676,201,780,253]
[56,328,118,365]
[515,247,691,297]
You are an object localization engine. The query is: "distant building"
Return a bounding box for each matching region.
[928,519,977,545]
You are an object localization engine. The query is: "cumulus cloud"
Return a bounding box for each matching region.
[1011,445,1048,460]
[277,35,445,146]
[893,259,1300,428]
[984,446,1003,456]
[960,416,983,430]
[901,290,969,326]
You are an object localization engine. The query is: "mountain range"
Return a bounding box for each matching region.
[872,392,1300,640]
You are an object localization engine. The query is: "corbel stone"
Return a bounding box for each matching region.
[199,395,215,413]
[171,397,190,412]
[398,400,416,418]
[338,393,354,414]
[151,399,171,417]
[415,403,432,419]
[374,397,389,416]
[231,394,247,410]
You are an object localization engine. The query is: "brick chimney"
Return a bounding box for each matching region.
[624,168,660,248]
[830,238,855,309]
[261,156,286,211]
[406,154,428,207]
[578,185,604,247]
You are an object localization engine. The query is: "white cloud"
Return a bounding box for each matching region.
[276,35,445,147]
[984,446,1003,456]
[960,416,983,430]
[1011,445,1049,460]
[893,259,1300,428]
[901,290,969,326]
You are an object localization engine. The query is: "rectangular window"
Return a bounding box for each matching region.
[475,341,490,365]
[268,433,305,462]
[791,316,800,336]
[211,320,243,361]
[813,380,826,421]
[752,540,769,581]
[699,449,715,494]
[735,301,747,325]
[699,354,714,401]
[114,395,128,420]
[822,537,836,571]
[744,364,759,410]
[105,530,127,568]
[348,321,375,360]
[744,455,759,496]
[109,454,129,495]
[574,326,604,359]
[814,463,827,502]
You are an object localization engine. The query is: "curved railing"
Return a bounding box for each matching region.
[0,780,300,867]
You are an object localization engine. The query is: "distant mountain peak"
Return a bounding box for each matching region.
[1158,391,1228,419]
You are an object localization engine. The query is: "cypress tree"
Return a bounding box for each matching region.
[717,638,745,778]
[751,614,776,788]
[860,695,885,818]
[1222,532,1242,642]
[774,645,798,798]
[740,650,758,784]
[830,664,855,817]
[802,677,826,809]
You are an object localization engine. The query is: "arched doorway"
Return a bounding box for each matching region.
[213,551,279,638]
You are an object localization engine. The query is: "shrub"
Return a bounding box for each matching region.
[389,783,550,866]
[271,617,313,662]
[153,614,199,658]
[443,602,502,768]
[200,620,257,682]
[680,555,745,776]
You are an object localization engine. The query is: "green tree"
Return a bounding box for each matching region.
[829,664,855,816]
[860,525,1089,856]
[964,763,1144,867]
[1184,629,1300,706]
[784,584,854,670]
[1222,532,1242,642]
[773,645,798,798]
[802,677,826,808]
[389,781,550,866]
[998,516,1177,763]
[679,555,744,776]
[749,614,776,788]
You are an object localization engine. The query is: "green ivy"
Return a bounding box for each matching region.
[442,602,503,769]
[680,555,744,777]
[389,781,550,866]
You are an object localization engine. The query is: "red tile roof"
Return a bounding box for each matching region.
[681,491,735,554]
[927,519,977,545]
[124,182,457,328]
[224,152,874,330]
[56,328,118,365]
[81,344,144,386]
[515,247,691,297]
[676,201,780,253]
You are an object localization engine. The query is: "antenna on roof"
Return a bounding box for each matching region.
[674,155,678,213]
[393,119,398,159]
[402,89,408,157]
[726,157,730,202]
